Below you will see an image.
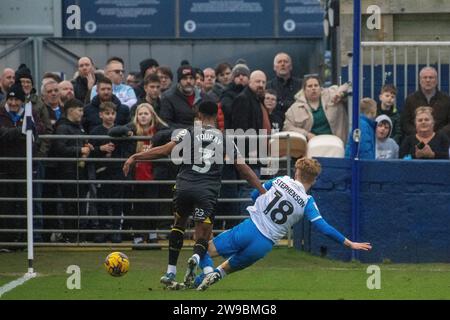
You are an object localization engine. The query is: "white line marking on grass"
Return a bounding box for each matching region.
[0,272,37,298]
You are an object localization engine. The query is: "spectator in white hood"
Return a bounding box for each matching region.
[375,114,399,159]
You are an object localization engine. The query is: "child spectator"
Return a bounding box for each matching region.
[109,103,171,248]
[89,102,134,243]
[377,84,401,144]
[50,99,93,242]
[345,98,377,159]
[375,115,399,159]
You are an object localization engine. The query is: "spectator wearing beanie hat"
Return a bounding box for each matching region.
[6,82,26,105]
[133,58,159,99]
[15,64,35,99]
[220,60,251,129]
[12,65,52,243]
[0,83,44,201]
[160,62,213,129]
[231,59,251,80]
[9,64,53,157]
[140,58,159,79]
[0,82,44,246]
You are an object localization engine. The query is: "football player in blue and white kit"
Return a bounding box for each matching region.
[195,157,372,291]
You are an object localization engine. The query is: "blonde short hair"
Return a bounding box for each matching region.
[360,98,377,116]
[295,158,322,184]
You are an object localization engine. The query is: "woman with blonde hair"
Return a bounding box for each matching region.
[399,106,449,159]
[110,103,171,247]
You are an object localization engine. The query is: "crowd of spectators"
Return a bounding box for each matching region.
[1,53,449,247]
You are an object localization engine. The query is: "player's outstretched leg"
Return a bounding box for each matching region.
[184,237,209,287]
[191,252,215,289]
[183,254,199,288]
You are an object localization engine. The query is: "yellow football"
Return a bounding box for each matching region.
[104,252,130,277]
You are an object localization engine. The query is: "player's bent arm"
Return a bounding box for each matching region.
[132,141,176,161]
[234,163,266,195]
[123,141,176,176]
[251,178,275,202]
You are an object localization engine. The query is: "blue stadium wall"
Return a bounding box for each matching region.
[293,158,450,263]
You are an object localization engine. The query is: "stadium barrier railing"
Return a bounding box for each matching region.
[0,133,297,249]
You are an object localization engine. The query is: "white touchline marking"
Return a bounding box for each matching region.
[0,272,37,298]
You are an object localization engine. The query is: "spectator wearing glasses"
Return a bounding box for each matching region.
[90,57,137,109]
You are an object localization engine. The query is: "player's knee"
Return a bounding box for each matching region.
[169,227,185,251]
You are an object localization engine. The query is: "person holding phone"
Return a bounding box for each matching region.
[399,106,449,159]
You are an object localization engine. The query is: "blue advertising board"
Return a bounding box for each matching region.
[61,0,324,39]
[62,0,176,38]
[179,0,274,38]
[278,0,324,38]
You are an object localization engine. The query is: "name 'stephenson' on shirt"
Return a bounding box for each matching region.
[249,176,346,244]
[273,178,306,208]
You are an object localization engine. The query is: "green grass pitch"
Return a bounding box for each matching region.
[1,248,450,300]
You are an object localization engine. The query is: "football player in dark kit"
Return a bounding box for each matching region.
[123,101,266,289]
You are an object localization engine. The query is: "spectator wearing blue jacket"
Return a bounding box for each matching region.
[345,98,377,159]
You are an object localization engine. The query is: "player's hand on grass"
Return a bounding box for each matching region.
[351,242,372,251]
[344,239,372,251]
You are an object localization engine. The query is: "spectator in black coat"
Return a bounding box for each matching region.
[0,84,44,246]
[89,102,135,243]
[267,52,302,125]
[134,58,160,99]
[221,62,250,129]
[231,70,271,213]
[72,57,99,104]
[50,99,93,242]
[130,74,162,118]
[83,77,130,134]
[160,64,212,129]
